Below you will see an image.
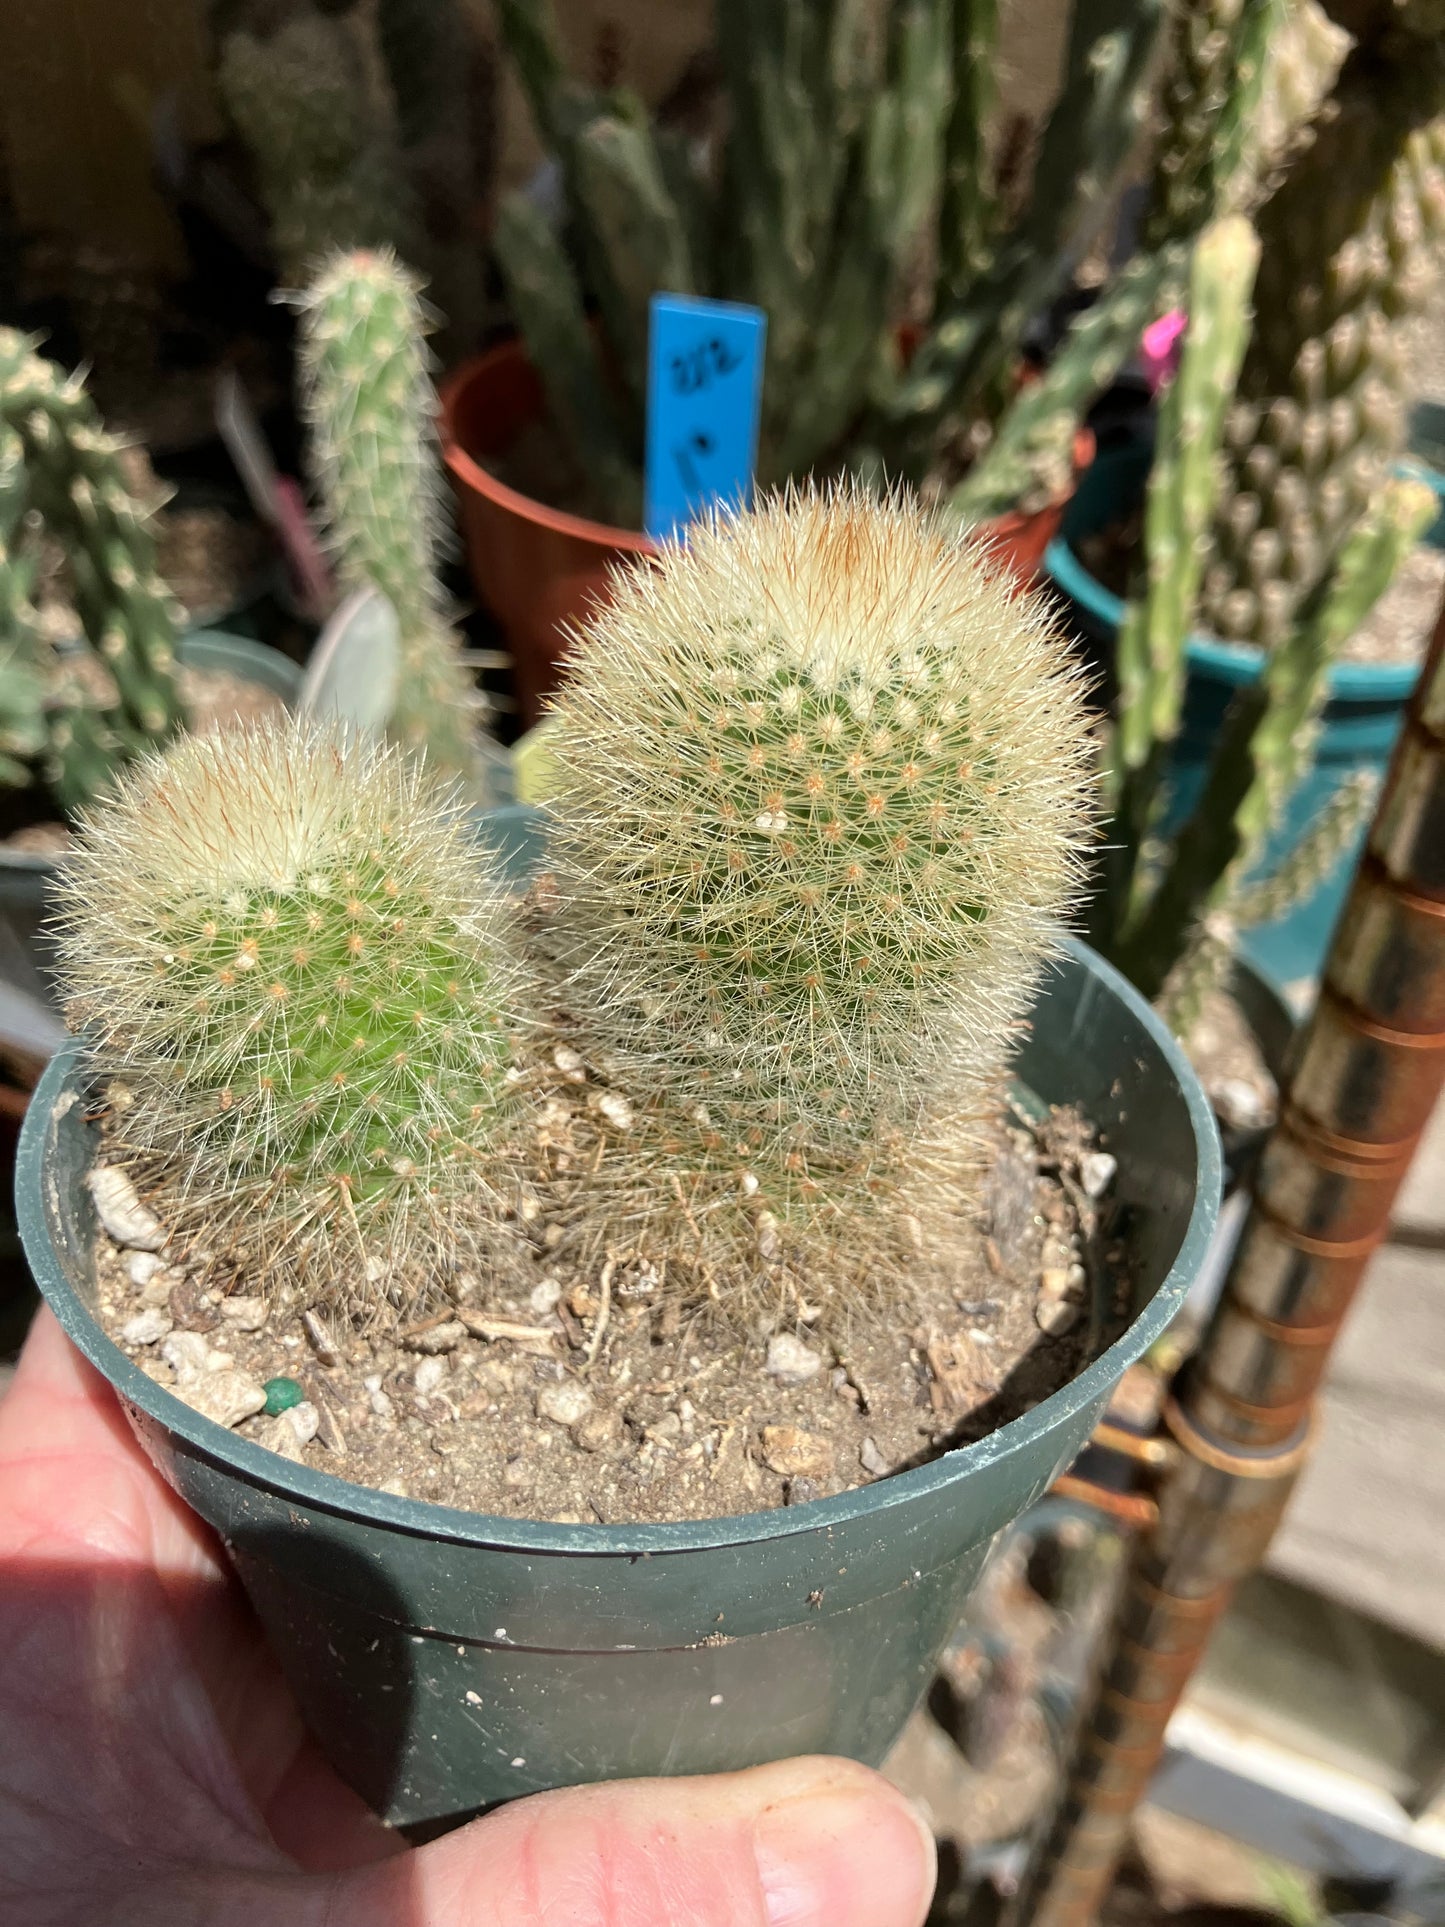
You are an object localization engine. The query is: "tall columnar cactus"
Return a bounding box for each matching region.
[542,484,1095,1283]
[218,7,417,280]
[295,249,489,793]
[54,720,526,1313]
[1141,0,1275,248]
[1201,31,1445,650]
[0,329,184,811]
[1086,217,1438,1009]
[491,0,1256,523]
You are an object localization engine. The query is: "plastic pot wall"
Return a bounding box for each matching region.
[18,935,1220,1832]
[439,339,1093,731]
[1045,443,1421,986]
[0,632,302,1010]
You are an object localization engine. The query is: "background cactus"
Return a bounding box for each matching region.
[491,0,1261,527]
[217,7,417,281]
[1200,23,1445,650]
[0,329,185,813]
[54,720,526,1315]
[540,484,1095,1287]
[294,249,494,797]
[1085,216,1439,1012]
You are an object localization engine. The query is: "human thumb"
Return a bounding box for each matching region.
[328,1754,937,1927]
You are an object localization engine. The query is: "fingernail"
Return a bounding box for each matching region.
[753,1783,936,1927]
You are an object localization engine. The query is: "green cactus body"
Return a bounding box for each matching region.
[55,720,524,1311]
[219,10,416,279]
[1202,41,1445,648]
[0,434,50,787]
[0,329,184,809]
[1142,0,1274,248]
[543,484,1094,1283]
[296,250,488,792]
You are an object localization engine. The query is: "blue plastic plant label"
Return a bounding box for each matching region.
[644,293,767,542]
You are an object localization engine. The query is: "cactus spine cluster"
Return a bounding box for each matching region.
[491,0,1262,524]
[1201,29,1445,650]
[542,483,1095,1282]
[55,720,524,1313]
[296,250,490,794]
[0,329,184,811]
[1088,217,1437,1010]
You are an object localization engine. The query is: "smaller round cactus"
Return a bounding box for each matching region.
[56,718,526,1314]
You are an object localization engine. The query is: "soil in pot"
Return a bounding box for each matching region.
[89,1092,1128,1528]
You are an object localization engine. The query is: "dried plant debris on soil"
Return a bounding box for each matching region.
[92,1102,1128,1526]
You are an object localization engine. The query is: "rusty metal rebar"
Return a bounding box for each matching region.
[1016,598,1445,1927]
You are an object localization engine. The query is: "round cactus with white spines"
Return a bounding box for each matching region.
[541,484,1096,1283]
[55,718,525,1313]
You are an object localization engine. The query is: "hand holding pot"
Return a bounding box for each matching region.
[0,1309,937,1927]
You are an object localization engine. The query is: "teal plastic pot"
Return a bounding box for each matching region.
[0,631,302,1011]
[17,936,1220,1832]
[1045,443,1421,986]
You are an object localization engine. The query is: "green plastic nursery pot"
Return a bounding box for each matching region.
[0,632,302,1010]
[1045,443,1422,986]
[17,936,1220,1833]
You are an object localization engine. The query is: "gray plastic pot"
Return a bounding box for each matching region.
[0,632,302,1010]
[17,937,1220,1833]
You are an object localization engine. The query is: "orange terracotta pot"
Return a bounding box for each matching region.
[440,338,1093,729]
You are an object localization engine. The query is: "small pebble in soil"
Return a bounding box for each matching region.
[784,1477,820,1506]
[121,1306,172,1347]
[765,1332,823,1386]
[263,1376,305,1416]
[218,1295,267,1332]
[537,1380,593,1427]
[574,1405,624,1454]
[161,1280,214,1337]
[1034,1299,1080,1337]
[761,1425,834,1482]
[88,1165,167,1251]
[162,1331,212,1384]
[190,1370,268,1429]
[127,1251,166,1288]
[413,1356,447,1396]
[1080,1152,1117,1199]
[859,1435,890,1476]
[529,1277,564,1315]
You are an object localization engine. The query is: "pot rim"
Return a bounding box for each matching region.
[18,936,1221,1558]
[1043,470,1423,705]
[438,340,658,555]
[438,338,1094,551]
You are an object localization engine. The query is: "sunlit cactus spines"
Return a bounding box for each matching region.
[55,719,527,1315]
[295,249,489,793]
[1202,45,1445,649]
[542,484,1096,1284]
[0,327,184,808]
